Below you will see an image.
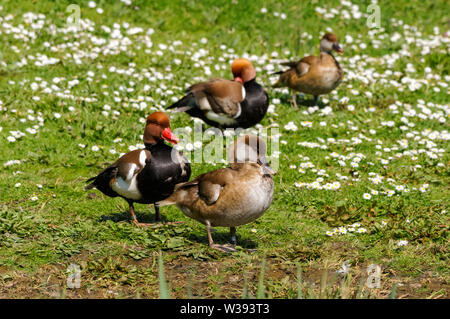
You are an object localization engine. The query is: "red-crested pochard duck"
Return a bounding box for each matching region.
[158,135,275,252]
[167,58,269,129]
[272,33,343,108]
[85,112,191,226]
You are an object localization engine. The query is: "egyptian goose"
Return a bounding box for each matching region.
[167,58,269,129]
[85,112,191,226]
[158,135,275,252]
[272,33,343,108]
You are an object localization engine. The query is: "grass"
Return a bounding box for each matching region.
[0,0,449,298]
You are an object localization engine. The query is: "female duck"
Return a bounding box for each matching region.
[158,135,274,252]
[272,33,343,108]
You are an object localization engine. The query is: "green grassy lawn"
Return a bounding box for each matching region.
[0,0,448,298]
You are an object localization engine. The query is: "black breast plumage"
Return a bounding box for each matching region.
[136,141,191,204]
[234,79,269,129]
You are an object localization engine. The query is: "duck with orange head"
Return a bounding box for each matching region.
[85,112,191,226]
[167,58,269,129]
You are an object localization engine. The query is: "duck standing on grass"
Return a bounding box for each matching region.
[158,135,275,252]
[167,58,269,129]
[272,33,343,108]
[85,112,191,227]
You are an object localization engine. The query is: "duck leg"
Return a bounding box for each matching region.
[128,201,153,227]
[129,201,143,227]
[206,221,215,246]
[291,91,298,109]
[153,203,184,225]
[154,204,161,222]
[313,95,319,106]
[230,227,237,245]
[206,221,235,253]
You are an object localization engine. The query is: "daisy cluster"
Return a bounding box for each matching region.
[326,223,368,237]
[1,8,295,157]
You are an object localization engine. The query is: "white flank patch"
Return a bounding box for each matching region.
[125,163,137,182]
[111,163,142,200]
[138,149,148,167]
[233,104,242,119]
[112,175,142,200]
[198,96,212,111]
[206,111,237,126]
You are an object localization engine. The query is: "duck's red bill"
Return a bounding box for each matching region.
[333,43,343,54]
[162,128,179,144]
[234,76,243,83]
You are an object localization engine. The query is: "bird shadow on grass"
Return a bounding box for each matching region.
[100,209,159,224]
[99,210,259,251]
[183,228,259,251]
[279,93,327,108]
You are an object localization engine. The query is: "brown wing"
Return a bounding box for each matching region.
[296,56,319,76]
[197,168,236,205]
[188,79,244,117]
[280,55,319,77]
[177,167,236,205]
[113,149,151,181]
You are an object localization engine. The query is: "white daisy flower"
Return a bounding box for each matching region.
[363,193,372,200]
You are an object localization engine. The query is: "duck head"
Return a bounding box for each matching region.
[231,58,256,83]
[320,33,343,54]
[144,112,179,145]
[228,135,275,175]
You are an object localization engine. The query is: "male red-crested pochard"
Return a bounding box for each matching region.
[167,58,269,129]
[85,112,191,227]
[272,33,343,108]
[158,135,275,252]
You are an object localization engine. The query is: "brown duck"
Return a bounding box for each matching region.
[158,135,275,252]
[272,33,343,108]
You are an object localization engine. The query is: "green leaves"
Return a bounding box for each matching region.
[165,236,187,249]
[0,208,35,238]
[321,203,360,227]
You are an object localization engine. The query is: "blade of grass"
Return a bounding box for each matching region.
[328,272,339,298]
[320,269,328,298]
[389,283,398,299]
[158,251,170,299]
[340,273,352,299]
[257,258,266,299]
[186,268,194,299]
[355,276,366,299]
[241,273,249,299]
[296,263,303,299]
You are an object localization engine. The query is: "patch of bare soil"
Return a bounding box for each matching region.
[0,250,448,299]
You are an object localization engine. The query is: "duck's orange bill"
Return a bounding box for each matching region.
[162,127,179,144]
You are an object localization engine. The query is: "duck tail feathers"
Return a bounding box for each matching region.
[166,93,195,112]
